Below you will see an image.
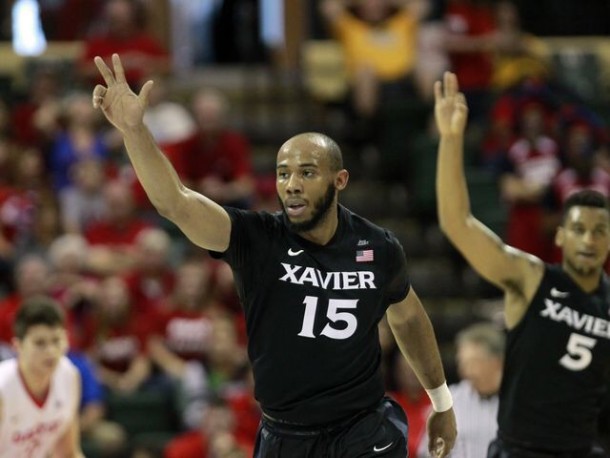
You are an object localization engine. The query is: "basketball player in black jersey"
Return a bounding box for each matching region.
[91,54,457,457]
[435,72,610,457]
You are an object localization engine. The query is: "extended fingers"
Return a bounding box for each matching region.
[94,56,115,86]
[435,72,461,102]
[443,72,458,98]
[138,80,154,107]
[112,54,127,84]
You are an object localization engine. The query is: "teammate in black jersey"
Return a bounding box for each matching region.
[92,54,457,457]
[435,72,610,457]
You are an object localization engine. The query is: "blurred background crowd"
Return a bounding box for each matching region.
[0,0,609,456]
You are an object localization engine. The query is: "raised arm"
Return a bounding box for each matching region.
[434,72,543,327]
[387,289,457,458]
[92,54,231,252]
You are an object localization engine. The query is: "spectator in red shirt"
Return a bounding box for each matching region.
[123,227,175,314]
[389,352,431,457]
[164,396,251,458]
[84,275,153,394]
[149,257,219,429]
[444,0,496,121]
[179,89,256,209]
[495,98,561,261]
[84,179,151,275]
[0,254,51,344]
[224,367,260,450]
[10,65,62,150]
[78,0,170,88]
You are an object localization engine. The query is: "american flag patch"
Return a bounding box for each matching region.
[356,249,374,262]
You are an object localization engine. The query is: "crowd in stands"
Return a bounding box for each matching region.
[0,0,609,456]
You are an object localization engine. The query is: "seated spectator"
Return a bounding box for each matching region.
[320,0,426,175]
[178,89,256,209]
[149,257,219,429]
[84,179,151,275]
[0,254,51,343]
[320,0,423,119]
[48,91,110,192]
[123,227,175,314]
[40,0,104,41]
[0,147,60,258]
[84,275,153,394]
[78,0,170,88]
[443,0,496,122]
[46,234,99,349]
[495,97,560,261]
[164,396,251,458]
[59,158,107,234]
[490,0,549,90]
[418,322,504,457]
[10,65,62,150]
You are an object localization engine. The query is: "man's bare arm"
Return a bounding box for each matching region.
[92,54,231,252]
[434,72,543,325]
[387,289,457,457]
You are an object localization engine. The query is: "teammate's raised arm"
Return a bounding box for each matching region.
[434,72,543,327]
[92,53,231,252]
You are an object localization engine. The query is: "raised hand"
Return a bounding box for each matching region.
[434,72,468,137]
[92,53,154,133]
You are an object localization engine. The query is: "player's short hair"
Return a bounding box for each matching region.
[288,132,344,172]
[318,134,343,172]
[562,190,610,223]
[13,296,65,340]
[456,322,505,358]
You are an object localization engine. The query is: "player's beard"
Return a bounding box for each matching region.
[565,257,599,278]
[280,183,336,233]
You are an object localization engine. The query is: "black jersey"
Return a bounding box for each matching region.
[210,205,410,425]
[498,264,610,450]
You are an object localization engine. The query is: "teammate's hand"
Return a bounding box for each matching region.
[92,53,154,133]
[426,408,457,457]
[434,72,468,137]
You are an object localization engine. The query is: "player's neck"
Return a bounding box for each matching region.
[18,360,52,400]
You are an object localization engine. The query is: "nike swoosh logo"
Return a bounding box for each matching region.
[288,248,304,256]
[373,443,393,452]
[550,287,569,298]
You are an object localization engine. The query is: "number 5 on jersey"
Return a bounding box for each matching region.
[560,332,597,371]
[298,296,359,339]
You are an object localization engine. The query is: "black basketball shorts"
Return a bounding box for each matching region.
[254,396,409,458]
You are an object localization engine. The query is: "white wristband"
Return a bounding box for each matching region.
[425,382,453,413]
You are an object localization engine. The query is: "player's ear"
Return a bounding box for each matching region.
[555,226,565,248]
[335,169,349,191]
[11,337,21,353]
